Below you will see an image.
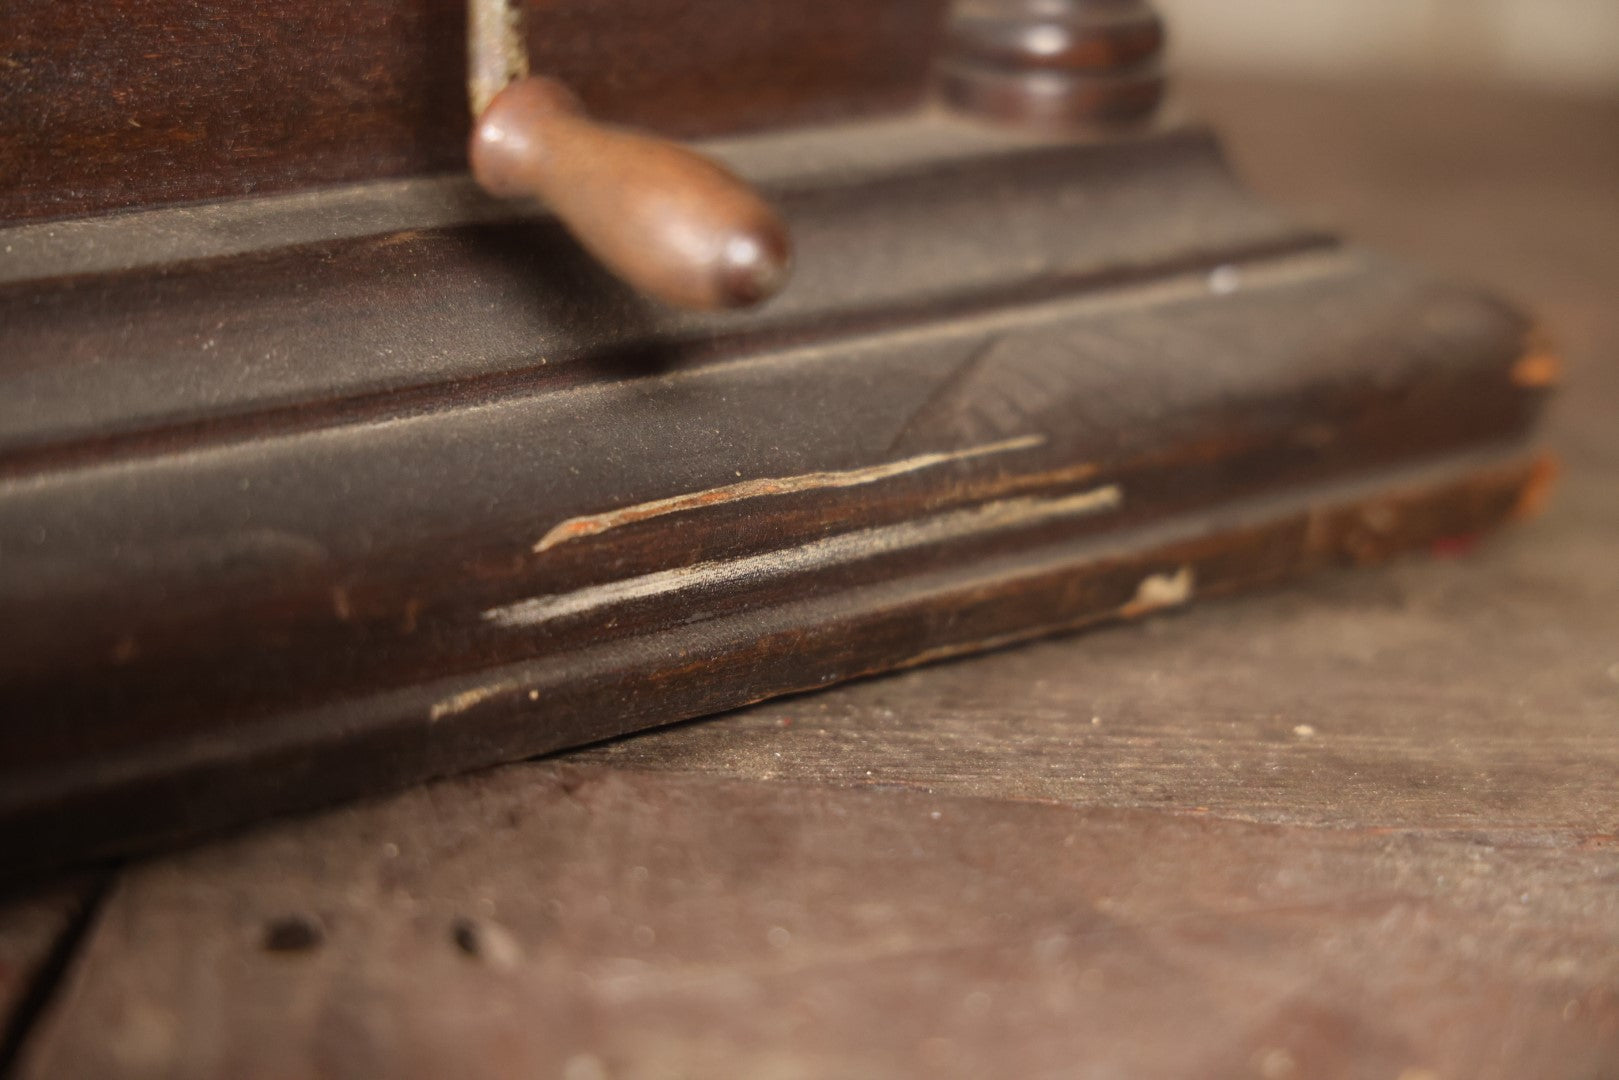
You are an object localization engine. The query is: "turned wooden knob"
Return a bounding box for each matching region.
[941,0,1167,129]
[470,76,792,311]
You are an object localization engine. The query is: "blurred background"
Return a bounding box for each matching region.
[1145,0,1618,306]
[1158,0,1619,92]
[1150,0,1617,659]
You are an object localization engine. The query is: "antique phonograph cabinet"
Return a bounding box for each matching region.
[0,0,1556,872]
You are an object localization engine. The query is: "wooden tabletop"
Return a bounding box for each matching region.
[3,78,1617,1079]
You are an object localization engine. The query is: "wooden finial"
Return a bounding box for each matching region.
[466,0,792,311]
[940,0,1167,130]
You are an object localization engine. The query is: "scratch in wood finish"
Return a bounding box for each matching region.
[531,435,1048,554]
[429,679,521,721]
[493,483,1124,629]
[888,335,1007,453]
[1119,565,1196,618]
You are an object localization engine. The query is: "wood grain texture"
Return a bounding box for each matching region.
[0,0,947,224]
[5,77,1617,1080]
[15,765,1618,1080]
[577,76,1619,836]
[580,479,1618,837]
[2,103,1552,872]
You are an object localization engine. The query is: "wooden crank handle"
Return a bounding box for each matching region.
[469,76,793,311]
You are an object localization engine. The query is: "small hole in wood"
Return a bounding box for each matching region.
[452,918,481,957]
[262,915,323,953]
[451,917,524,968]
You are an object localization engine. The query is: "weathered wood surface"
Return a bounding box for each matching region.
[16,766,1619,1080]
[575,81,1619,836]
[4,110,1546,871]
[6,79,1618,1079]
[582,479,1617,835]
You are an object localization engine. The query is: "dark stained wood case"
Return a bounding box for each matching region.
[0,3,1554,874]
[0,0,947,222]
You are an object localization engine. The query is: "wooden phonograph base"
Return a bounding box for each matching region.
[0,0,1555,875]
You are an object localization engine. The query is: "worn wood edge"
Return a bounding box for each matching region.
[0,248,1530,706]
[0,443,1550,879]
[0,111,1158,289]
[0,237,1345,476]
[0,121,1322,469]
